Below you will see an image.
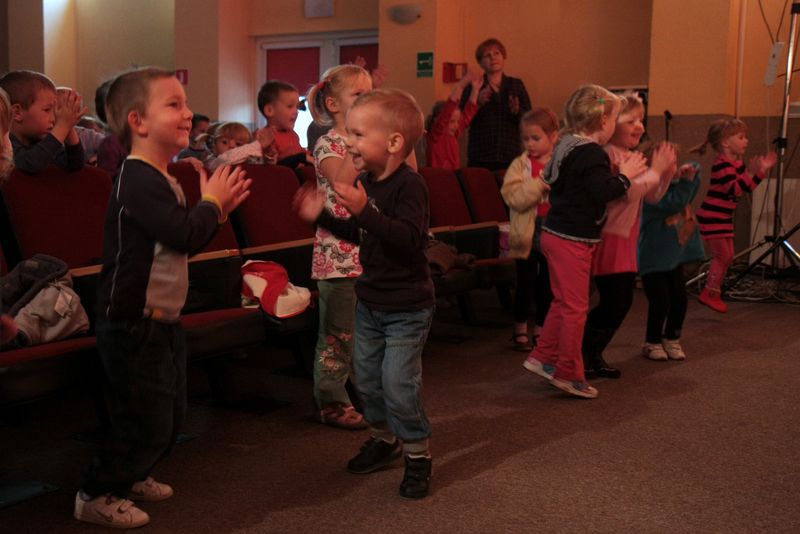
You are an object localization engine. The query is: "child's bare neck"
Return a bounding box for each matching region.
[333,118,346,136]
[374,156,405,181]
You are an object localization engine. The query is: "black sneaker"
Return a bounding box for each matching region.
[347,437,401,474]
[399,455,432,499]
[585,356,621,379]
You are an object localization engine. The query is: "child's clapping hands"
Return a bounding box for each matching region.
[748,151,777,176]
[54,87,88,145]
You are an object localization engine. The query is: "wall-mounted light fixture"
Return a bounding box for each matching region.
[387,4,422,25]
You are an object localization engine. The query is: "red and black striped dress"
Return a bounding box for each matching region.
[696,155,764,239]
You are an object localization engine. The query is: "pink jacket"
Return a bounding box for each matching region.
[593,144,671,275]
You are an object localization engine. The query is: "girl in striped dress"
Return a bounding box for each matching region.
[693,118,776,312]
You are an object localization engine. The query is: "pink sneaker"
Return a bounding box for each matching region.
[130,476,174,502]
[74,492,150,528]
[698,288,728,313]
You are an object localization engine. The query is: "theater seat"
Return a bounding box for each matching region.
[2,166,112,267]
[457,167,509,223]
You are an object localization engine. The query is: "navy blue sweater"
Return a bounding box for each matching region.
[317,163,434,311]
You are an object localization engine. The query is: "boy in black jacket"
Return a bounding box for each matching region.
[74,67,250,528]
[0,70,85,174]
[295,89,435,499]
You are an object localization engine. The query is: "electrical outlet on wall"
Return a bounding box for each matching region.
[765,41,785,87]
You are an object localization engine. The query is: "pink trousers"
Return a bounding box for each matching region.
[703,237,734,291]
[530,231,595,382]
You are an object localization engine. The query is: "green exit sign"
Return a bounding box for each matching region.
[417,52,433,78]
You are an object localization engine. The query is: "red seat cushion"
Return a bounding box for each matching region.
[0,336,96,367]
[3,167,112,268]
[168,162,240,251]
[458,167,509,223]
[180,306,260,328]
[237,164,314,246]
[419,167,472,227]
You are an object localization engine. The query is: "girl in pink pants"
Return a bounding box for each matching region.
[522,85,646,399]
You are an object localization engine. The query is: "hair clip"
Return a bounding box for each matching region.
[598,98,606,104]
[317,80,327,91]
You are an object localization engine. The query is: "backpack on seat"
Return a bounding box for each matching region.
[241,260,311,319]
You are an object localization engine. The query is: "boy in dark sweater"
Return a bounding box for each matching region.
[295,89,435,499]
[74,67,251,529]
[0,70,85,174]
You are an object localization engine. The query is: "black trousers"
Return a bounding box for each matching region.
[513,249,553,327]
[641,266,688,344]
[81,317,187,498]
[583,272,637,358]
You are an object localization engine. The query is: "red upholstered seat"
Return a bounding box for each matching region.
[0,336,96,367]
[236,164,314,246]
[296,164,317,185]
[3,166,112,268]
[419,167,472,227]
[457,167,509,223]
[167,161,240,251]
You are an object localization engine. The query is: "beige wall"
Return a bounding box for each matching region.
[379,0,439,117]
[75,0,175,117]
[379,0,652,122]
[175,0,219,119]
[649,0,739,116]
[218,0,255,123]
[43,0,77,89]
[7,0,45,72]
[249,0,378,35]
[175,0,379,122]
[738,0,800,117]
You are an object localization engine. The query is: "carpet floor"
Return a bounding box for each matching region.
[2,288,799,533]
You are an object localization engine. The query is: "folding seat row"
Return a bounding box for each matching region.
[418,166,516,318]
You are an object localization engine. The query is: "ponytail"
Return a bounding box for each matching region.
[306,79,333,127]
[690,140,709,155]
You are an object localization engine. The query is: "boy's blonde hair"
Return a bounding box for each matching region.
[105,67,176,149]
[563,84,622,135]
[307,64,371,127]
[520,107,560,135]
[690,117,747,155]
[0,70,56,109]
[351,89,424,158]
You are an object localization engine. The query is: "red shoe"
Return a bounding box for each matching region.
[699,288,728,313]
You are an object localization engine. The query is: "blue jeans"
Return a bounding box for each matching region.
[353,302,434,442]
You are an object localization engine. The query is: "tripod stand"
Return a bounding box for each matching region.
[725,0,800,292]
[725,220,800,290]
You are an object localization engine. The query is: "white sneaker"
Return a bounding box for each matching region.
[130,476,174,502]
[662,338,686,360]
[642,342,668,361]
[74,492,150,529]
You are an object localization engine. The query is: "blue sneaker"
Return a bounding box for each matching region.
[551,378,599,399]
[523,357,556,380]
